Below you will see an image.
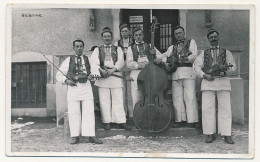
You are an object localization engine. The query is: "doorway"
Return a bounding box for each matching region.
[121,9,179,53]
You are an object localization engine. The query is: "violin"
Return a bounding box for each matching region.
[70,73,101,83]
[202,64,233,76]
[133,16,172,133]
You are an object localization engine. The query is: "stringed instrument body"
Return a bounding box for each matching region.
[133,16,172,133]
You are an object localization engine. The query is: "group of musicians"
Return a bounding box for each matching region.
[56,23,236,145]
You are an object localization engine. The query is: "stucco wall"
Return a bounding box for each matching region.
[12,9,115,55]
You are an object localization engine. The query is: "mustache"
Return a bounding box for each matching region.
[210,40,217,42]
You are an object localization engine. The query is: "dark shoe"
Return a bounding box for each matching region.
[70,136,79,144]
[173,122,183,128]
[206,134,216,143]
[224,136,234,144]
[89,137,103,144]
[104,123,111,130]
[119,123,132,130]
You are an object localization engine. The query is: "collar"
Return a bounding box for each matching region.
[75,54,83,57]
[103,44,112,48]
[210,45,220,50]
[135,41,145,45]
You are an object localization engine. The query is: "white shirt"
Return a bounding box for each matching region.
[90,45,124,88]
[193,49,236,91]
[162,39,198,80]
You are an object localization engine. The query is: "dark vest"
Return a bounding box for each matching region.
[203,47,227,69]
[67,55,91,78]
[117,38,134,60]
[98,45,118,67]
[131,43,151,62]
[203,47,228,76]
[171,39,192,67]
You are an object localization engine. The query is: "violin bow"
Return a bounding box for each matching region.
[41,54,77,85]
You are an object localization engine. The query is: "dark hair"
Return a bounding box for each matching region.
[101,27,112,36]
[132,27,143,35]
[173,26,185,33]
[207,29,219,38]
[73,39,85,47]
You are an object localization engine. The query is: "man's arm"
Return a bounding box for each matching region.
[193,51,214,81]
[226,50,237,72]
[90,48,101,76]
[126,47,139,70]
[55,57,70,83]
[186,39,198,63]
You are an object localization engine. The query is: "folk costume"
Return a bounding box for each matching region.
[163,39,199,124]
[194,45,236,136]
[56,54,99,138]
[90,43,126,125]
[114,23,135,118]
[126,41,164,109]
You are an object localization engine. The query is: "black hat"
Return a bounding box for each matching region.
[132,27,143,35]
[207,29,219,38]
[101,27,112,36]
[119,23,129,31]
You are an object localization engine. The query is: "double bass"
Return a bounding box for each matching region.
[133,17,172,133]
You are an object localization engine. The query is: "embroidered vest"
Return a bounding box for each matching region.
[171,39,191,58]
[67,55,91,78]
[131,43,151,62]
[118,38,134,60]
[98,45,118,67]
[203,48,227,76]
[203,48,227,68]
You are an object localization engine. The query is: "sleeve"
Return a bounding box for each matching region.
[187,39,198,63]
[89,48,101,76]
[193,51,205,78]
[114,47,124,70]
[161,45,174,62]
[226,50,237,72]
[114,41,118,47]
[126,47,139,70]
[55,57,70,83]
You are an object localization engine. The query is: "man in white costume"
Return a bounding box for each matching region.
[90,27,131,130]
[194,29,236,144]
[126,27,164,110]
[56,39,103,144]
[161,26,199,128]
[114,23,134,120]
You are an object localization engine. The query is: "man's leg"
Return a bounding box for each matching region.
[82,99,103,144]
[126,72,133,118]
[172,80,186,122]
[183,79,199,123]
[81,100,95,137]
[98,87,112,123]
[202,91,216,134]
[217,90,233,144]
[131,76,143,110]
[67,101,81,137]
[111,87,127,124]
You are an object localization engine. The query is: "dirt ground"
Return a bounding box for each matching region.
[10,117,249,155]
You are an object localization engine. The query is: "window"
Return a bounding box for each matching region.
[11,62,47,108]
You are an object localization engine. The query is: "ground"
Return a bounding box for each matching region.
[10,117,249,155]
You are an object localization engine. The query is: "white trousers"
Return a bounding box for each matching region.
[98,87,126,123]
[202,90,232,136]
[131,77,143,110]
[122,71,133,117]
[68,100,95,137]
[172,79,199,123]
